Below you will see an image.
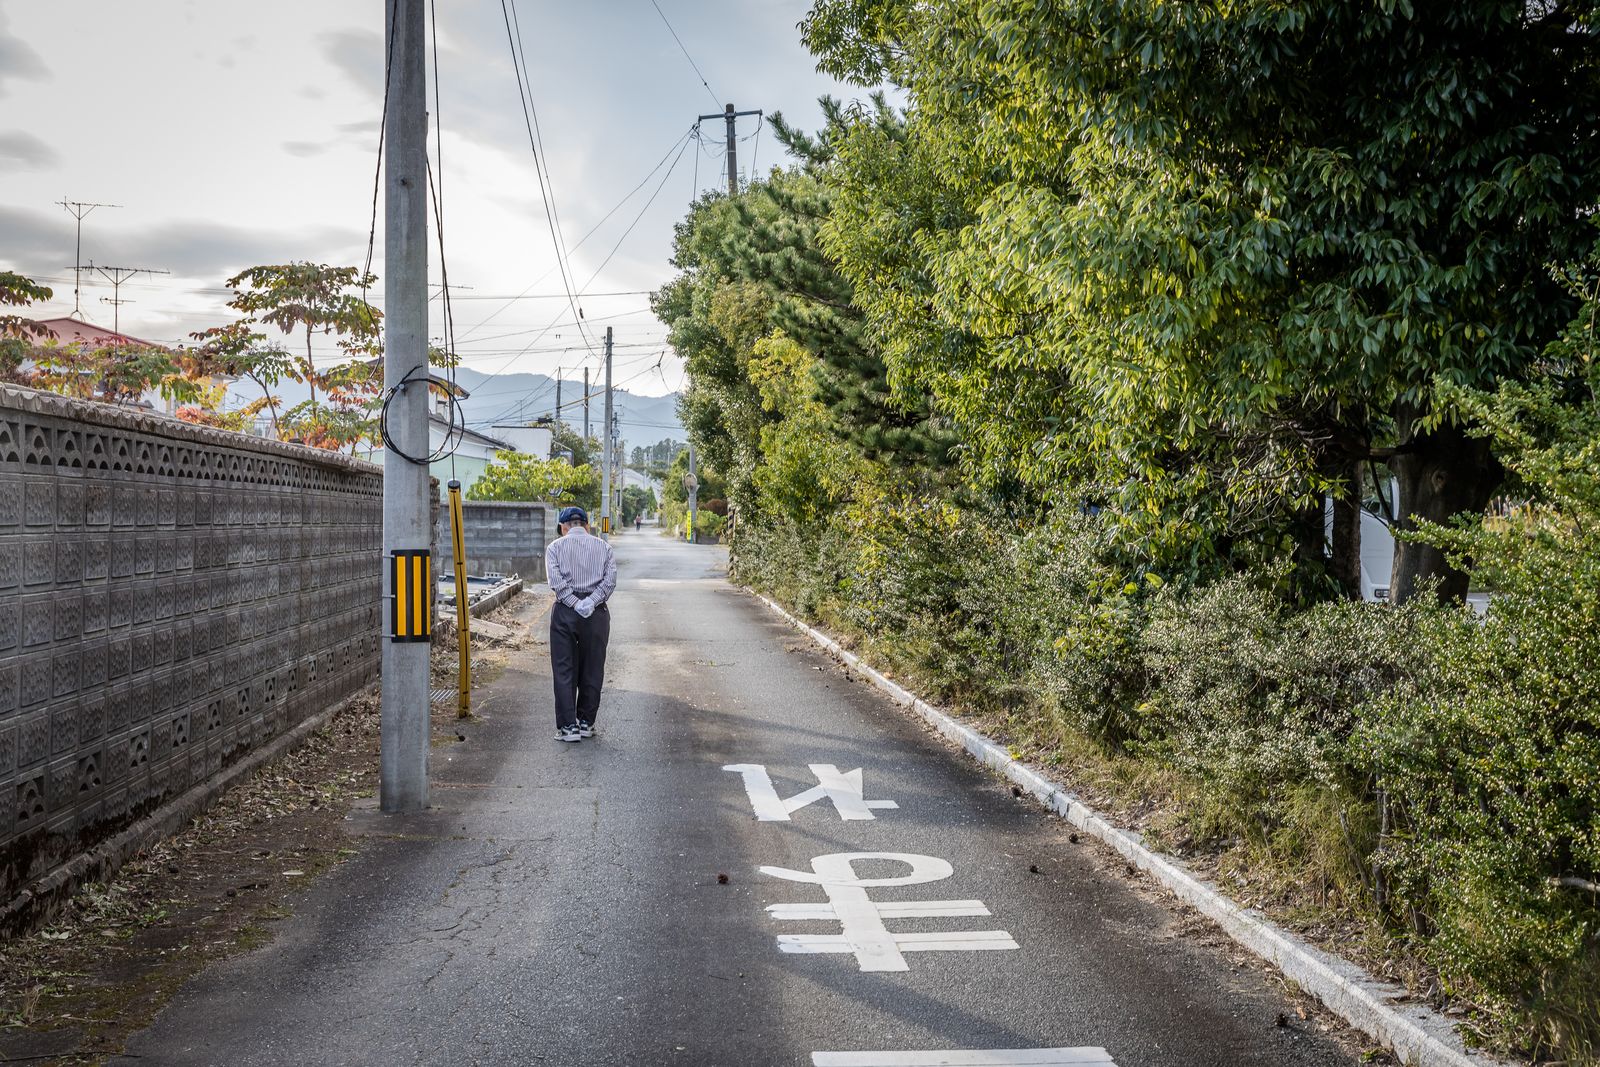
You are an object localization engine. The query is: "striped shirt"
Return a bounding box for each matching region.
[545,525,617,608]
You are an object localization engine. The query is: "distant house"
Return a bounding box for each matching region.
[360,378,543,500]
[31,317,156,349]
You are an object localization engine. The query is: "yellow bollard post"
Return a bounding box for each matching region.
[447,480,471,718]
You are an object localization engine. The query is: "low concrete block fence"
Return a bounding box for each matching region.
[0,385,383,916]
[434,499,555,582]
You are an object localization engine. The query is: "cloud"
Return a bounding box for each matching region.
[0,205,65,271]
[320,28,382,95]
[0,130,59,171]
[282,141,327,158]
[0,13,49,98]
[0,205,364,283]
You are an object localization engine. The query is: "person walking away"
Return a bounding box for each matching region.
[634,515,642,532]
[545,506,617,743]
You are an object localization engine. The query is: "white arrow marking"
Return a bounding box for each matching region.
[724,763,899,821]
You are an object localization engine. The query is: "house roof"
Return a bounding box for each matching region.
[31,317,160,348]
[430,413,512,451]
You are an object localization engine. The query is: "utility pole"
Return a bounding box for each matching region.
[380,0,430,814]
[57,200,120,320]
[69,264,168,339]
[554,366,562,424]
[687,440,699,543]
[698,103,763,195]
[583,366,591,439]
[601,327,614,537]
[612,412,623,521]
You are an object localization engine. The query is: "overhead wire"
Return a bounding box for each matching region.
[578,133,695,291]
[454,128,693,339]
[497,0,597,370]
[648,0,720,108]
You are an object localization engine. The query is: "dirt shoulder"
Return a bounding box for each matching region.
[0,591,548,1066]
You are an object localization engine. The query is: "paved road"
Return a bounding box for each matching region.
[121,534,1359,1067]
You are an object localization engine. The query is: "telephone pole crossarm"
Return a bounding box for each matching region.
[697,103,763,196]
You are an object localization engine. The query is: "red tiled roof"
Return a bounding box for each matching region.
[31,317,159,348]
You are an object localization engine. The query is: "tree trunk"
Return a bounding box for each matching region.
[1389,420,1500,604]
[1329,463,1363,600]
[304,327,319,417]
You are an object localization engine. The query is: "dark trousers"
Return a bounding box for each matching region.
[549,600,610,728]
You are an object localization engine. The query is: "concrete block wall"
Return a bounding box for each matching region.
[0,385,382,902]
[435,500,555,583]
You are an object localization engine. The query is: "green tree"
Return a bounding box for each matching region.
[550,421,601,468]
[224,262,381,421]
[804,0,1600,602]
[189,321,294,437]
[468,452,600,509]
[1,272,52,383]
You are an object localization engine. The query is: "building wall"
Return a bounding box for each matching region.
[0,385,382,902]
[435,500,555,582]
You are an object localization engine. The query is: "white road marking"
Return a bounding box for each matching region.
[760,853,1018,971]
[724,763,899,821]
[811,1051,1117,1066]
[768,900,990,920]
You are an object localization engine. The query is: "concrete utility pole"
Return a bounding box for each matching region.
[554,366,562,423]
[380,0,430,814]
[56,200,120,320]
[687,440,699,542]
[698,103,762,195]
[583,366,591,439]
[601,327,614,537]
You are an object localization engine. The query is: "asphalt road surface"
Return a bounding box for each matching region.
[120,533,1361,1067]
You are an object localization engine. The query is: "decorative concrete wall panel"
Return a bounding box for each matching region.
[0,385,381,900]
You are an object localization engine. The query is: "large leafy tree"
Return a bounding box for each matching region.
[1,272,53,383]
[189,321,294,437]
[224,263,381,419]
[654,117,954,522]
[805,0,1600,601]
[467,452,600,509]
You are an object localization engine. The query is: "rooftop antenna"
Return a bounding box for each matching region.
[72,263,169,340]
[57,199,121,320]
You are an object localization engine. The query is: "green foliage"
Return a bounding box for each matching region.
[189,321,293,436]
[467,452,600,508]
[620,485,654,526]
[1358,257,1600,1060]
[810,0,1600,597]
[224,263,381,435]
[551,422,601,468]
[0,271,53,380]
[29,340,201,407]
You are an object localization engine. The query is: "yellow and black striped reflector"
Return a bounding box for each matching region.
[390,549,432,642]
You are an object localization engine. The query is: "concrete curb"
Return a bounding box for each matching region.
[750,590,1505,1067]
[469,577,524,617]
[0,687,373,936]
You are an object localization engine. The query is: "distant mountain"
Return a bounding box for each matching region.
[224,364,685,449]
[451,367,683,447]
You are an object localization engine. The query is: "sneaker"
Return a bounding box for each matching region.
[555,725,582,743]
[576,719,596,738]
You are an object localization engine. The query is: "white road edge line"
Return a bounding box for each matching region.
[752,591,1508,1067]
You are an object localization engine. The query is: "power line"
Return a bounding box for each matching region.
[498,0,597,368]
[579,134,694,290]
[649,0,720,108]
[454,128,693,340]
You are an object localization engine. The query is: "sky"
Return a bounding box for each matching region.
[0,0,857,400]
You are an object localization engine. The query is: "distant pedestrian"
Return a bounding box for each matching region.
[634,515,642,532]
[545,506,617,743]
